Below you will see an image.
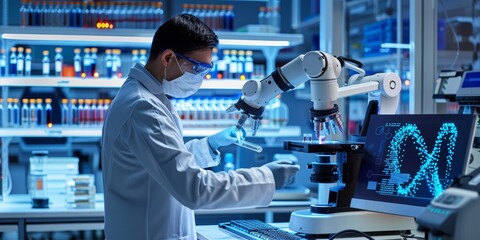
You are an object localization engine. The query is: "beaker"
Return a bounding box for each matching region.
[29,150,49,208]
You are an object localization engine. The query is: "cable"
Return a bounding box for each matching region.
[338,56,363,68]
[328,229,375,240]
[439,0,460,70]
[450,174,473,187]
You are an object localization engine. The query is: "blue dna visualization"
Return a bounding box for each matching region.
[385,123,458,198]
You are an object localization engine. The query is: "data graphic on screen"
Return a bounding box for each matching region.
[351,114,477,217]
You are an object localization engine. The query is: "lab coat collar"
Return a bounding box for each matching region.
[128,63,164,95]
[128,63,182,131]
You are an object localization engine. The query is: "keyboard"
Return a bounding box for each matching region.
[218,219,306,240]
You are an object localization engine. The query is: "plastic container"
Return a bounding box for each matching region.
[29,150,49,208]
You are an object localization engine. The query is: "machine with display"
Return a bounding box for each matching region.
[416,167,480,240]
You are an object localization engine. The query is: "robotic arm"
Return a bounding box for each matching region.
[226,51,401,140]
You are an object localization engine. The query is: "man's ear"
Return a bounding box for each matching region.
[161,49,175,67]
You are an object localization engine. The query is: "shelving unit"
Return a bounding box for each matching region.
[0,77,246,90]
[0,26,303,74]
[0,27,304,200]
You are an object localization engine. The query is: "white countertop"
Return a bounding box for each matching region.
[0,194,315,219]
[0,194,105,219]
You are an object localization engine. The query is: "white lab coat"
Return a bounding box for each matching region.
[101,64,275,240]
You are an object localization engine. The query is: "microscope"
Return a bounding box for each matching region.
[227,51,402,235]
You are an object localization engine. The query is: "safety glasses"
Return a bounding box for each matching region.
[175,52,214,77]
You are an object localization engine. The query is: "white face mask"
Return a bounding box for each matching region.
[161,56,204,98]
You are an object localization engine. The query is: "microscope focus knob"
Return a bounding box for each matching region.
[307,162,313,169]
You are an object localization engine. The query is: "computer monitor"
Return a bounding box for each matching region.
[456,71,480,101]
[351,114,477,218]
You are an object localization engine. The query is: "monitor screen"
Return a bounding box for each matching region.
[456,71,480,99]
[351,114,477,218]
[461,71,480,88]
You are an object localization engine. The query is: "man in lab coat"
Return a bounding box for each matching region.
[101,14,300,240]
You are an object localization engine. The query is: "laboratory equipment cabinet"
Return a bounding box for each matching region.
[0,26,303,200]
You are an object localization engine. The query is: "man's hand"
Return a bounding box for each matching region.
[263,160,300,189]
[207,126,246,149]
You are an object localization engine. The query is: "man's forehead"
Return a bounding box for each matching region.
[183,49,213,63]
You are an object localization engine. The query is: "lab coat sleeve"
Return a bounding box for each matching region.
[125,100,275,210]
[184,138,220,168]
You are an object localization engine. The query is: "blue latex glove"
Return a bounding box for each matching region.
[263,160,300,189]
[208,126,246,150]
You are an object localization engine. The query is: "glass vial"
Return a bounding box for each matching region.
[9,47,17,76]
[25,48,32,76]
[42,50,50,76]
[36,98,44,127]
[16,47,25,76]
[45,98,53,128]
[54,47,63,76]
[73,48,82,77]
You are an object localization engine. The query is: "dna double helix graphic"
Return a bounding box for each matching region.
[384,123,458,198]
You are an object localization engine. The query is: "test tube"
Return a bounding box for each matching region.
[303,133,312,142]
[234,140,263,153]
[233,128,263,153]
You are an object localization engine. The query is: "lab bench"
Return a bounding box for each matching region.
[0,194,315,240]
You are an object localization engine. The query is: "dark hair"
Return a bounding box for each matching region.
[148,14,219,61]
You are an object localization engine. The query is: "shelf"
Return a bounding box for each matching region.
[0,126,301,138]
[357,54,399,65]
[201,79,245,90]
[0,77,124,88]
[437,50,475,68]
[0,26,303,50]
[358,51,476,67]
[0,128,102,137]
[0,77,246,90]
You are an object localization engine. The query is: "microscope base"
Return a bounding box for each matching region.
[289,209,416,235]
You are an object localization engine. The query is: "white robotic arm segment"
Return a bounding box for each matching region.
[347,73,402,114]
[348,73,401,97]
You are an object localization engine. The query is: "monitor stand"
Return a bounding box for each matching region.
[289,209,416,235]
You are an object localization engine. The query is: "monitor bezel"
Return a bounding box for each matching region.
[350,114,477,218]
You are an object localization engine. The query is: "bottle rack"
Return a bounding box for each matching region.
[0,26,303,200]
